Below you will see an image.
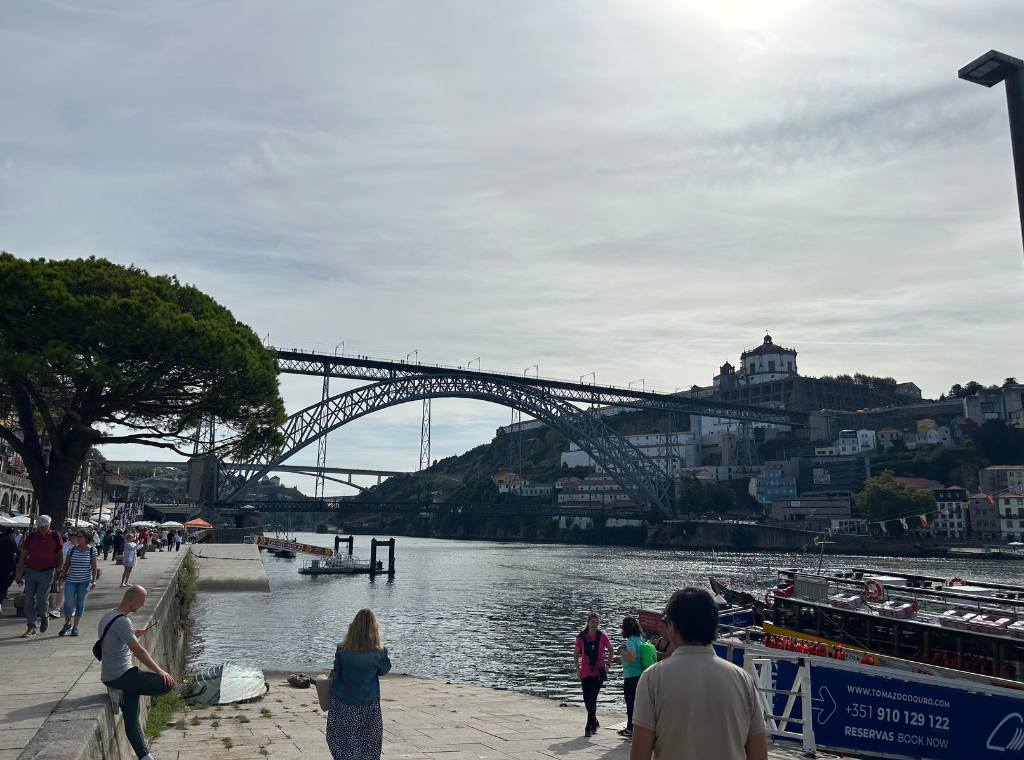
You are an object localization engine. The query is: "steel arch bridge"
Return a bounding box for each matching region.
[222,374,674,517]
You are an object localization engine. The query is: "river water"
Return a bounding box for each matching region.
[189,534,1024,705]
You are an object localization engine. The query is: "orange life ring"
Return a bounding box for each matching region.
[862,579,884,601]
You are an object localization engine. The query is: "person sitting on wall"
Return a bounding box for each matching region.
[98,585,175,760]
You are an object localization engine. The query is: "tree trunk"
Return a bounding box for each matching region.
[24,436,90,528]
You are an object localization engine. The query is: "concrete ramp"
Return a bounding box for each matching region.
[191,543,271,593]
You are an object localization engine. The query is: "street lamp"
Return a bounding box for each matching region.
[958,49,1024,253]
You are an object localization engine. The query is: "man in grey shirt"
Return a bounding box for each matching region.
[98,585,176,760]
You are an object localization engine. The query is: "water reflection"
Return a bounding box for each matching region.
[190,534,1024,704]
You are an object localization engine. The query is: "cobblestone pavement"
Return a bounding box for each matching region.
[150,673,833,760]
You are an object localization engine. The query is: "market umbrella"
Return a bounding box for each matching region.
[9,515,32,527]
[66,518,94,528]
[160,520,185,529]
[131,520,158,528]
[185,518,213,529]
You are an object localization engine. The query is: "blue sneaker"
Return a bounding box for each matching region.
[58,623,71,637]
[71,626,80,637]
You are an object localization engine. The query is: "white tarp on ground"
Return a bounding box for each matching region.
[181,663,268,705]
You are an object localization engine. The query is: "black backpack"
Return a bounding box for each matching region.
[93,614,125,661]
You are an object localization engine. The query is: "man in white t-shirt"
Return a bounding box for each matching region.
[98,585,175,760]
[630,588,768,760]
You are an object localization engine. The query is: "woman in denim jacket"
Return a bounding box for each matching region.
[327,608,392,760]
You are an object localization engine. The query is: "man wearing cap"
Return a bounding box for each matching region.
[14,515,64,637]
[630,588,767,760]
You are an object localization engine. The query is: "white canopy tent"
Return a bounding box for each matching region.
[160,521,185,529]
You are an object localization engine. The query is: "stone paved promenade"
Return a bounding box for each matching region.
[0,544,186,760]
[150,674,832,760]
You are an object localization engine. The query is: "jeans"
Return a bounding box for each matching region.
[105,667,173,759]
[623,675,640,730]
[580,676,602,729]
[63,579,91,619]
[24,567,54,628]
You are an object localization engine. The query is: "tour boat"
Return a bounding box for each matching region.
[759,568,1024,684]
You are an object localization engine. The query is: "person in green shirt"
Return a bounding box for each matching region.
[618,616,647,738]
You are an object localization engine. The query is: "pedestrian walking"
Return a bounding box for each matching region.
[617,616,647,739]
[0,528,20,615]
[573,612,613,737]
[326,608,391,760]
[58,530,100,637]
[112,529,125,563]
[138,529,149,559]
[173,531,183,552]
[630,588,767,760]
[14,515,63,637]
[101,529,114,561]
[98,585,175,760]
[121,534,139,587]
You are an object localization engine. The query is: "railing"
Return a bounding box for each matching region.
[745,652,817,757]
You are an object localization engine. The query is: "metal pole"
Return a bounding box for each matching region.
[1004,68,1024,253]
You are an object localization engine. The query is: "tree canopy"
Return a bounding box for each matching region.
[856,471,936,528]
[0,253,286,525]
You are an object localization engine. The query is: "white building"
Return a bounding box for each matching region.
[836,429,876,456]
[932,487,968,539]
[561,431,699,474]
[557,477,636,507]
[906,425,952,450]
[997,492,1024,542]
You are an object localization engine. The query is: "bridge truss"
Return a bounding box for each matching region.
[222,374,676,517]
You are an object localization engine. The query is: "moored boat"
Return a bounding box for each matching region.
[762,568,1024,683]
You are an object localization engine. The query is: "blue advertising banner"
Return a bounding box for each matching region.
[807,663,1024,759]
[752,649,1024,760]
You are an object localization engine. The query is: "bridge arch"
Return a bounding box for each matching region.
[225,374,673,516]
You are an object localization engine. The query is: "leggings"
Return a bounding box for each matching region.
[63,579,91,619]
[623,675,640,730]
[105,667,173,759]
[581,676,602,729]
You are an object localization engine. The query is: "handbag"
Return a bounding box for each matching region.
[93,614,125,661]
[315,674,332,711]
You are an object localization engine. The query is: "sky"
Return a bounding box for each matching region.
[2,0,1023,495]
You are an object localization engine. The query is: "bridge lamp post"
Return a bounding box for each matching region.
[958,49,1024,254]
[334,341,344,356]
[523,365,539,379]
[406,350,418,364]
[468,357,481,371]
[628,378,646,392]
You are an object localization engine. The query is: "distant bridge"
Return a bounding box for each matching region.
[211,349,808,520]
[221,499,652,521]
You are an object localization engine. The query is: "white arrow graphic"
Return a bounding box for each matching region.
[812,685,837,725]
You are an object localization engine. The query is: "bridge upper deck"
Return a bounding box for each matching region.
[274,348,807,427]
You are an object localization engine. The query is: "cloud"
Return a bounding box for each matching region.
[1,0,1022,481]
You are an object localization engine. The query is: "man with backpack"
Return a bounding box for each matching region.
[97,585,175,760]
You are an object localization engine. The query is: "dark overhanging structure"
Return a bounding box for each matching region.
[959,49,1024,255]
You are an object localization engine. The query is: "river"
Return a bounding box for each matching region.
[189,534,1024,705]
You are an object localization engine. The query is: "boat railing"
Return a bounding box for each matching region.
[742,651,816,757]
[800,575,1024,619]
